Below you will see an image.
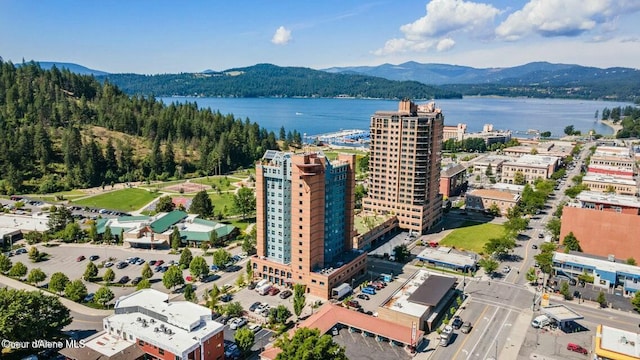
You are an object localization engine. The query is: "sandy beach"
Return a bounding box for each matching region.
[600,119,623,135]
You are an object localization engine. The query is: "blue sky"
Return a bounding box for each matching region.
[2,0,639,74]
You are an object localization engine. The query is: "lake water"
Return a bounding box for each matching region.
[159,97,631,138]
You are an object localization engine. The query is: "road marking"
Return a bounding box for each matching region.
[452,305,490,360]
[466,307,500,360]
[481,309,512,360]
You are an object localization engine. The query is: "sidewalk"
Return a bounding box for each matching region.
[0,274,113,317]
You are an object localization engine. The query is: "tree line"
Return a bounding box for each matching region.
[599,105,640,139]
[0,60,282,193]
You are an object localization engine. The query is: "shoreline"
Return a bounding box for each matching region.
[600,119,623,135]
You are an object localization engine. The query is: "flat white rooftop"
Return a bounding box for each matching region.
[417,247,477,268]
[0,214,50,232]
[381,269,456,318]
[599,325,640,357]
[506,154,559,167]
[541,304,583,322]
[576,191,640,208]
[554,251,640,277]
[85,331,135,357]
[491,183,525,193]
[583,174,637,186]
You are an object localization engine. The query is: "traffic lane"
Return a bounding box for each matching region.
[65,310,105,331]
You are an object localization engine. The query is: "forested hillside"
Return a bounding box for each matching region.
[0,60,281,194]
[101,63,462,99]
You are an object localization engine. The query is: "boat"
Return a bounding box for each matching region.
[295,112,303,115]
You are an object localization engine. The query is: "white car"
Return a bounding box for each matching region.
[229,317,247,330]
[249,324,262,333]
[104,262,114,268]
[502,266,511,273]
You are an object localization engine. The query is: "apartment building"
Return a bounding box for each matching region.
[560,191,640,262]
[363,99,444,234]
[582,174,638,196]
[251,150,366,299]
[440,164,467,198]
[501,154,559,185]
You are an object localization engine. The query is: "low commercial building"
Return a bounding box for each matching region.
[582,174,638,196]
[594,324,640,360]
[440,164,467,198]
[471,154,512,175]
[260,303,424,360]
[560,191,640,265]
[502,141,574,159]
[416,247,477,272]
[465,188,520,215]
[443,123,467,142]
[501,154,559,184]
[590,146,636,176]
[587,164,635,179]
[60,289,225,360]
[352,213,399,251]
[376,269,458,332]
[553,251,640,297]
[99,211,237,249]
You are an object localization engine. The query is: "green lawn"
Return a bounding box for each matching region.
[210,192,237,216]
[71,188,160,211]
[28,189,87,202]
[192,176,240,191]
[228,218,255,233]
[439,221,505,254]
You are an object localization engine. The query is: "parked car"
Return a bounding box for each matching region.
[220,294,233,302]
[279,290,292,299]
[346,299,360,308]
[538,233,544,239]
[210,265,219,272]
[268,287,280,296]
[249,324,262,334]
[76,255,85,262]
[185,275,194,282]
[229,317,247,330]
[362,287,376,295]
[127,257,139,264]
[217,315,231,325]
[116,262,128,269]
[83,293,95,302]
[461,321,472,334]
[256,303,270,314]
[89,255,99,261]
[136,258,145,265]
[155,260,164,266]
[104,262,114,268]
[154,266,163,273]
[532,244,538,249]
[15,248,27,255]
[131,277,142,286]
[566,343,588,354]
[149,260,157,266]
[357,293,370,300]
[502,265,511,273]
[118,276,130,284]
[452,316,463,329]
[249,302,262,312]
[247,282,257,290]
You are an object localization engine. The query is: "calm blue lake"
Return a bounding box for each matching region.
[159,97,631,137]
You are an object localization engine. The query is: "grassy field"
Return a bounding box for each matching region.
[71,188,160,211]
[210,192,237,216]
[439,221,505,254]
[192,176,241,191]
[28,190,87,202]
[228,217,254,233]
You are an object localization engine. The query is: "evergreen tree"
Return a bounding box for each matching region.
[190,190,213,217]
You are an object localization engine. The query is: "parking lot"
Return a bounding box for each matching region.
[519,316,596,360]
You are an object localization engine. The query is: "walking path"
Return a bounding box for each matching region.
[0,274,112,317]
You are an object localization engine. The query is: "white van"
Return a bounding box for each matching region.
[531,315,550,328]
[255,279,268,291]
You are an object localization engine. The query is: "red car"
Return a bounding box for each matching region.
[155,260,164,266]
[185,275,194,282]
[566,343,588,355]
[268,287,280,296]
[76,255,85,262]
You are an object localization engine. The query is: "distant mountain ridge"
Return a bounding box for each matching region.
[323,61,635,85]
[33,61,109,76]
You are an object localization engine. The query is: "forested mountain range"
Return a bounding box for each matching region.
[0,60,283,194]
[99,63,462,99]
[325,61,640,102]
[26,61,109,76]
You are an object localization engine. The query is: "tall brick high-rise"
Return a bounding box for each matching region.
[363,99,444,234]
[251,150,367,299]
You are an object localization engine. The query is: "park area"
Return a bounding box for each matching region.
[439,221,506,254]
[71,188,160,212]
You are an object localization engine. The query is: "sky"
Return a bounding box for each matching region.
[2,0,640,74]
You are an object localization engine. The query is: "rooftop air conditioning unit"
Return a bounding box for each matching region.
[149,319,155,323]
[136,317,141,322]
[154,327,159,332]
[608,254,615,262]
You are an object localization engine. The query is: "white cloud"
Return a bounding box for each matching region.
[271,26,292,45]
[436,38,456,51]
[375,0,499,55]
[496,0,640,40]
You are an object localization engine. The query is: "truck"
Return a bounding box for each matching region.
[331,283,352,300]
[257,283,273,296]
[531,315,550,328]
[439,325,453,347]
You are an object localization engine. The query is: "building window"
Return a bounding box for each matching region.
[159,349,164,355]
[138,340,144,346]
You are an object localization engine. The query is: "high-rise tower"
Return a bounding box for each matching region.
[252,150,366,298]
[363,99,444,234]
